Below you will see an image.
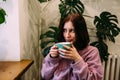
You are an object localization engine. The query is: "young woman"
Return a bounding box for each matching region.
[41,13,103,80]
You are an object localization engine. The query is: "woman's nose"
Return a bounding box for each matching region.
[66,32,70,38]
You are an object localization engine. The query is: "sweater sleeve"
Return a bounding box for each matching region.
[41,54,61,80]
[71,47,103,80]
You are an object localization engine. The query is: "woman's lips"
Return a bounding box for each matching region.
[65,40,72,42]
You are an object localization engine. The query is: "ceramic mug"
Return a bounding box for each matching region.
[55,42,72,57]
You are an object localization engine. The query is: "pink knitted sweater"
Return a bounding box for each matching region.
[41,45,103,80]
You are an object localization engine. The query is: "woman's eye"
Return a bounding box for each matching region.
[70,29,75,33]
[63,29,75,33]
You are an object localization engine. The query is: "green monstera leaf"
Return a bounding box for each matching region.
[59,0,84,19]
[94,11,120,43]
[91,11,120,61]
[0,0,7,24]
[40,26,60,57]
[40,26,59,49]
[0,8,6,24]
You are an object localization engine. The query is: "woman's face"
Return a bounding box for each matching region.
[63,21,76,44]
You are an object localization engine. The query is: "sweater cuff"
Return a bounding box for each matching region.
[71,58,85,70]
[46,54,61,64]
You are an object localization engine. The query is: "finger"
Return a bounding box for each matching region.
[50,50,58,53]
[71,44,76,50]
[60,54,72,59]
[71,44,74,48]
[58,48,69,54]
[63,45,71,50]
[51,45,58,49]
[59,51,65,56]
[50,50,59,55]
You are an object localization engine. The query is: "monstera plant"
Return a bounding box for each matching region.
[90,11,120,61]
[59,0,84,19]
[0,9,6,24]
[40,26,59,49]
[40,26,59,57]
[39,0,120,61]
[0,0,6,24]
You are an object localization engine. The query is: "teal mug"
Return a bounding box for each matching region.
[55,42,72,57]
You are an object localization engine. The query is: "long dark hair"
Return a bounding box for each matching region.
[57,13,90,50]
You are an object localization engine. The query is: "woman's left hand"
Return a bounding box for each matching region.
[58,44,82,62]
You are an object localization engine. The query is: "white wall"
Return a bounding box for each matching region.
[0,0,20,61]
[0,0,41,79]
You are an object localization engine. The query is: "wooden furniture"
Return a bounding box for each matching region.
[0,60,34,80]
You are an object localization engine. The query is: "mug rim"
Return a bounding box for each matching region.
[56,42,71,44]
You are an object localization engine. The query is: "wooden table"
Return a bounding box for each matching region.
[0,60,34,80]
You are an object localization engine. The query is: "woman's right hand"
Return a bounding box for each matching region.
[49,45,59,58]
